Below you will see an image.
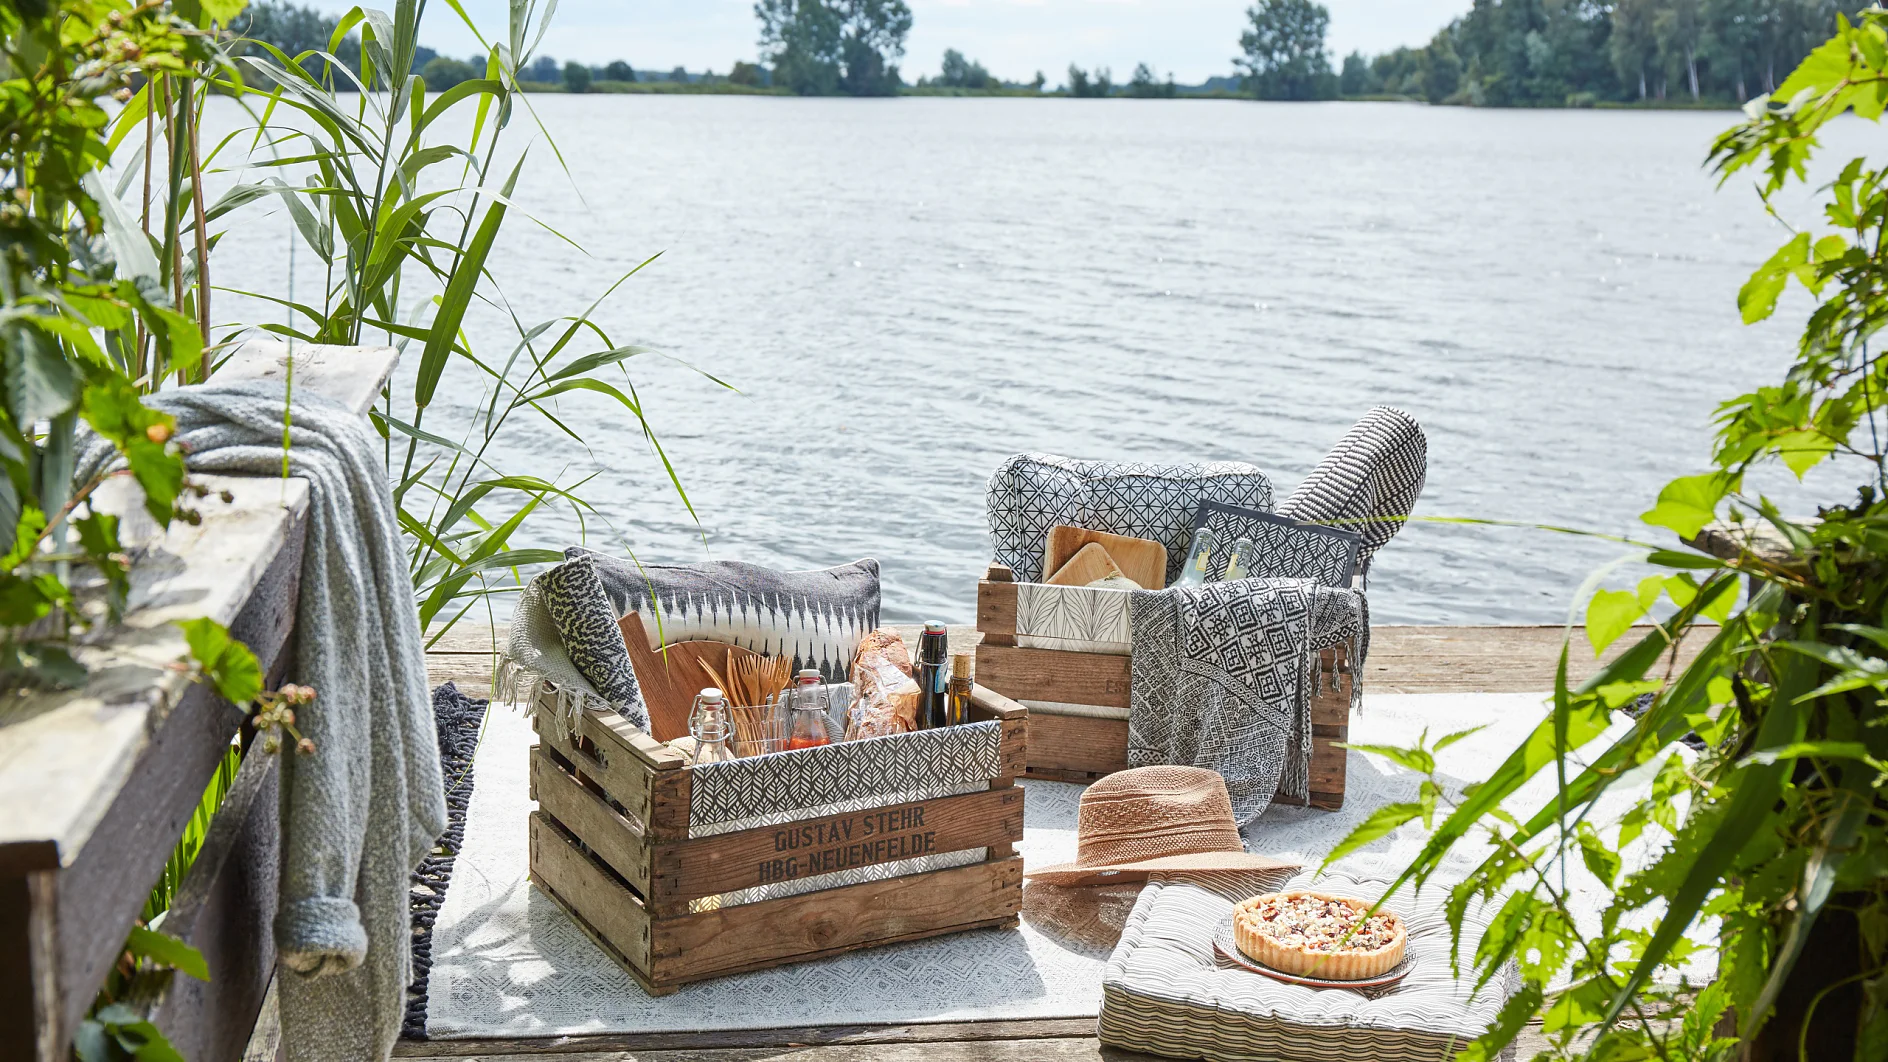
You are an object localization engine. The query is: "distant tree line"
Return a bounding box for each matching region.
[253,0,1840,108]
[1340,0,1865,104]
[235,3,739,96]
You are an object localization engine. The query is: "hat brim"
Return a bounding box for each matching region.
[1025,850,1300,887]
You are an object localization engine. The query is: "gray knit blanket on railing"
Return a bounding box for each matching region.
[79,380,446,1062]
[1128,579,1366,825]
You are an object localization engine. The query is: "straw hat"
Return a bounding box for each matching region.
[1027,766,1299,886]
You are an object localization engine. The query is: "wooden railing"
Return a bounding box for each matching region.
[0,342,396,1061]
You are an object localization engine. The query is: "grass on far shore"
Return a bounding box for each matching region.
[517,79,790,95]
[518,79,1741,109]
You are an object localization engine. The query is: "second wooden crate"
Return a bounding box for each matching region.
[528,682,1029,995]
[973,564,1353,809]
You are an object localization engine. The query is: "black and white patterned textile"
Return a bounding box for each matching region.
[986,454,1275,585]
[687,720,1003,829]
[1099,874,1519,1061]
[1193,501,1362,588]
[1279,407,1428,567]
[403,683,488,1041]
[540,555,648,729]
[570,549,879,682]
[1129,579,1365,825]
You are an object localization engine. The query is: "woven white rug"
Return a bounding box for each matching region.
[423,691,1677,1039]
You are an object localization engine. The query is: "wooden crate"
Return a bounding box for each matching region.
[527,683,1028,995]
[974,564,1353,809]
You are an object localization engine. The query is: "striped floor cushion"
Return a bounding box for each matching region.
[1100,872,1517,1061]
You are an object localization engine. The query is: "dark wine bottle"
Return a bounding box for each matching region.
[915,620,949,730]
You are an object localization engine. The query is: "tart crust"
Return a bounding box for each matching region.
[1232,890,1407,980]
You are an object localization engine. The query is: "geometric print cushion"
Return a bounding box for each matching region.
[1279,407,1427,564]
[1195,502,1361,588]
[569,549,880,683]
[540,554,648,729]
[1100,873,1519,1062]
[987,454,1275,585]
[687,719,1003,831]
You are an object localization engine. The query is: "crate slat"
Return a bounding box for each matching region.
[646,855,1024,984]
[534,711,656,829]
[976,579,1018,647]
[649,787,1023,911]
[531,746,652,895]
[529,810,1023,994]
[530,811,653,976]
[976,644,1130,708]
[1025,713,1128,779]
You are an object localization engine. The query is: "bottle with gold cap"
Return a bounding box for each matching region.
[944,653,974,727]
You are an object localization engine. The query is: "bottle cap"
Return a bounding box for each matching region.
[924,620,947,634]
[698,687,724,701]
[797,668,821,683]
[951,653,971,678]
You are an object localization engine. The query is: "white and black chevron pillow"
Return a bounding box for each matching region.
[569,549,880,683]
[986,454,1275,585]
[1278,406,1427,563]
[541,555,648,729]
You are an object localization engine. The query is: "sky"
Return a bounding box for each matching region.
[312,0,1465,84]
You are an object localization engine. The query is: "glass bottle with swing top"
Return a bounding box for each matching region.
[786,669,836,749]
[687,687,737,766]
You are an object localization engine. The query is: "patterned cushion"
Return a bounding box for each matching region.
[987,455,1275,585]
[1279,407,1428,563]
[568,549,880,682]
[1194,502,1361,588]
[540,555,648,729]
[1100,873,1518,1061]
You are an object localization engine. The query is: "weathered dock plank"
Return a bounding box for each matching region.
[1363,623,1705,694]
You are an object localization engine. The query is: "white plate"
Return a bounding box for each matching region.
[1212,914,1413,992]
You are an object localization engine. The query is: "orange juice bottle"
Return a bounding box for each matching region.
[785,669,834,749]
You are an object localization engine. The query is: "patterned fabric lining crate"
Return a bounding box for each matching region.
[974,563,1354,809]
[526,681,1028,995]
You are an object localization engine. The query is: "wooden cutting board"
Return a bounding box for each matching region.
[1045,541,1126,587]
[618,613,771,742]
[1044,525,1168,589]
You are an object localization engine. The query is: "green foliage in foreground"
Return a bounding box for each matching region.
[1330,12,1888,1059]
[216,1,713,644]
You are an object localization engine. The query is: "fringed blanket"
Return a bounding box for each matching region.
[496,572,625,736]
[1128,579,1367,825]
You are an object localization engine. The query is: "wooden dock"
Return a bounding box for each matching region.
[393,623,1690,1061]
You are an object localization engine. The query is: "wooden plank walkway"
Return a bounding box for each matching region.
[398,623,1697,1060]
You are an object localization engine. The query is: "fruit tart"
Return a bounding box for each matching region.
[1232,890,1407,980]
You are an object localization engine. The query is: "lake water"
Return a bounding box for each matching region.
[211,95,1831,626]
